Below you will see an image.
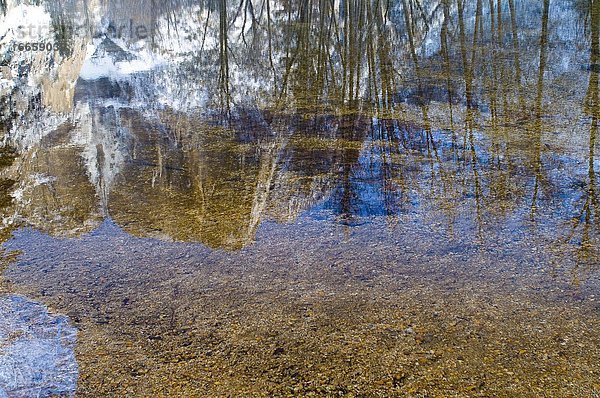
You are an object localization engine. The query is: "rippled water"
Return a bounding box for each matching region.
[0,0,598,396]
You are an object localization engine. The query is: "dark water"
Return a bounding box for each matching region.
[0,0,598,396]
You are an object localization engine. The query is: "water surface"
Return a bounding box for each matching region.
[0,0,598,396]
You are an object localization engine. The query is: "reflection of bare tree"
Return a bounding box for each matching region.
[219,0,231,112]
[457,0,479,109]
[508,0,525,110]
[2,0,598,260]
[441,0,455,126]
[568,0,600,263]
[266,0,277,91]
[530,0,550,220]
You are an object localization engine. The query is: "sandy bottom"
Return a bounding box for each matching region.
[1,215,598,397]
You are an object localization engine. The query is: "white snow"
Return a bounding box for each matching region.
[0,4,54,91]
[79,39,166,81]
[0,4,53,43]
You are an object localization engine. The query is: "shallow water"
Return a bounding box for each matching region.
[0,0,599,396]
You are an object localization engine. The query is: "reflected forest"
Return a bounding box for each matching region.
[0,0,599,397]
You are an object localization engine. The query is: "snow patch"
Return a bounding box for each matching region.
[79,39,165,81]
[0,4,52,43]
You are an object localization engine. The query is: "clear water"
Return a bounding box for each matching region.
[0,0,598,396]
